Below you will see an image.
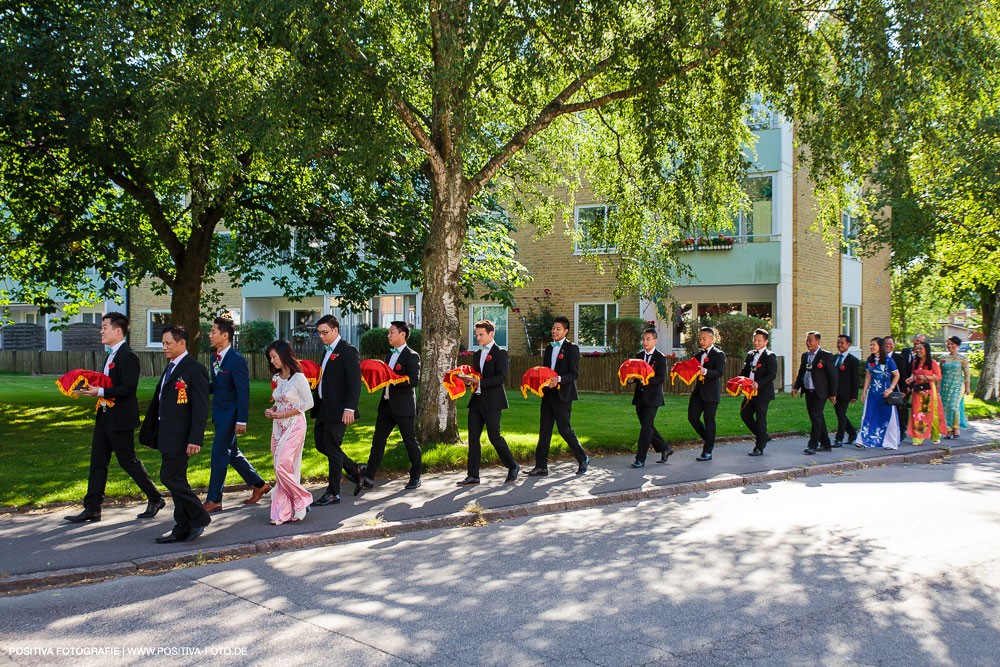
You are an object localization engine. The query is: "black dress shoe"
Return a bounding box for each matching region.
[803,447,816,455]
[696,453,712,461]
[457,476,480,486]
[748,449,764,456]
[524,467,548,477]
[816,446,833,452]
[630,460,645,468]
[404,478,421,490]
[504,464,520,483]
[137,498,166,519]
[831,441,843,448]
[155,532,186,544]
[181,525,206,543]
[576,456,589,475]
[314,492,340,505]
[64,509,101,523]
[353,465,368,496]
[658,448,674,463]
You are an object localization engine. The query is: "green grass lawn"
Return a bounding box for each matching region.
[1,374,997,508]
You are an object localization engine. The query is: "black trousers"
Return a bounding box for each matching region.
[367,402,422,482]
[84,417,161,512]
[635,405,667,463]
[740,396,771,450]
[534,395,587,468]
[834,396,857,443]
[897,392,910,434]
[159,453,210,537]
[315,417,359,496]
[804,389,832,448]
[688,393,719,454]
[467,398,515,477]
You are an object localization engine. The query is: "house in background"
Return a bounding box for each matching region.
[457,112,891,390]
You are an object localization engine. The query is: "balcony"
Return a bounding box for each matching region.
[677,236,781,286]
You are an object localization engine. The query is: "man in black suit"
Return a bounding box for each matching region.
[66,312,164,523]
[311,314,362,506]
[690,326,727,461]
[885,336,911,431]
[791,330,838,454]
[357,320,422,492]
[630,328,673,467]
[457,319,520,485]
[138,325,211,544]
[741,327,778,456]
[524,316,589,476]
[832,334,860,447]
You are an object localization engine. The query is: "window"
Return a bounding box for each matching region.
[842,213,859,257]
[576,303,618,349]
[672,303,693,349]
[842,305,860,343]
[372,295,417,329]
[574,205,617,253]
[81,312,103,324]
[727,176,773,242]
[23,313,37,324]
[147,311,171,346]
[277,309,319,343]
[697,303,742,318]
[470,305,508,349]
[747,94,776,130]
[746,302,773,322]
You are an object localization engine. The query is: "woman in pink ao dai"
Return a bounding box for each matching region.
[264,341,314,525]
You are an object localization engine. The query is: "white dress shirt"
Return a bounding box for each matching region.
[476,342,494,394]
[749,348,764,380]
[384,344,408,399]
[98,339,125,398]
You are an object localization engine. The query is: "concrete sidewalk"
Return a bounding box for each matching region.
[2,420,999,594]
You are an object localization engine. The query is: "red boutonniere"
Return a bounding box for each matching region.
[108,362,115,370]
[817,362,823,369]
[486,355,493,362]
[755,363,762,369]
[395,363,402,371]
[329,354,339,361]
[558,353,564,359]
[175,379,188,404]
[839,365,846,371]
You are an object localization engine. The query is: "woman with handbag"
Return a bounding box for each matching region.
[907,341,946,445]
[855,338,902,449]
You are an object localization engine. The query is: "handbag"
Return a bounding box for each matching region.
[885,391,905,406]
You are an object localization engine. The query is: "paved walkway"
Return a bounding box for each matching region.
[2,420,998,593]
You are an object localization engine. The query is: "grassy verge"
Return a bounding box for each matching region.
[0,373,995,508]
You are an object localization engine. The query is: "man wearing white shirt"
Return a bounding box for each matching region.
[66,313,163,523]
[690,326,727,461]
[740,328,778,456]
[524,316,589,476]
[357,321,422,492]
[312,315,362,505]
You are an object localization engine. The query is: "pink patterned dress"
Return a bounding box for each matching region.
[270,372,314,524]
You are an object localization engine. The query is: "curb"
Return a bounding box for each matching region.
[1,442,994,596]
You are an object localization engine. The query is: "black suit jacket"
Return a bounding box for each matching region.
[541,340,579,403]
[691,347,726,403]
[99,342,141,431]
[892,351,912,395]
[138,354,210,457]
[313,338,362,423]
[468,345,509,412]
[833,351,860,401]
[380,346,419,417]
[793,348,838,400]
[632,349,666,407]
[740,348,778,402]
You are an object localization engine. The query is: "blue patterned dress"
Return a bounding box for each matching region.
[855,356,900,449]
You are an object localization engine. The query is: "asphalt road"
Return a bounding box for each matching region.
[3,450,1000,666]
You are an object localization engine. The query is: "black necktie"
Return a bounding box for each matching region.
[160,362,175,402]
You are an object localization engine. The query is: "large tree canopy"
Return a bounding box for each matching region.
[252,0,988,441]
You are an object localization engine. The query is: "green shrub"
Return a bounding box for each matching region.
[198,322,213,352]
[968,348,984,371]
[238,319,277,352]
[407,329,422,355]
[607,317,649,355]
[360,327,390,356]
[683,313,771,360]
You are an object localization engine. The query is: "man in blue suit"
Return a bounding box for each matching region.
[202,317,269,513]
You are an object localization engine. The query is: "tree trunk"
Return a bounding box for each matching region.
[167,255,210,354]
[974,282,1000,401]
[416,169,470,444]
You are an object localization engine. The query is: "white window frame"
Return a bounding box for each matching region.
[574,302,618,352]
[147,310,172,347]
[841,305,860,344]
[842,213,860,258]
[469,304,508,350]
[574,205,617,254]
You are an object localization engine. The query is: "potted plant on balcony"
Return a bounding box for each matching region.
[680,237,696,252]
